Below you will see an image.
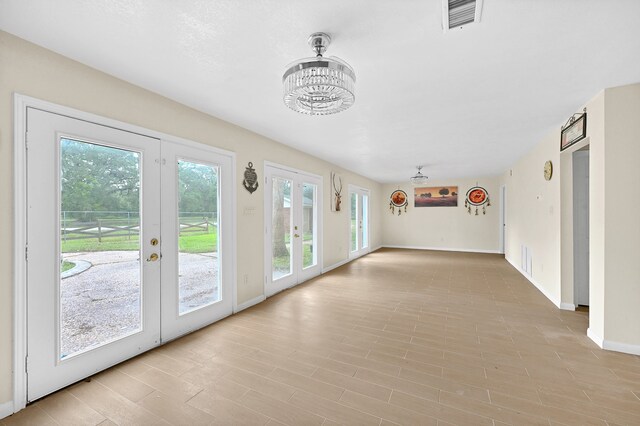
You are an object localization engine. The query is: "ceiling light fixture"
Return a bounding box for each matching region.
[410,166,429,186]
[283,32,356,115]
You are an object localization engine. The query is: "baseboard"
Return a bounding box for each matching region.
[0,400,14,420]
[587,327,604,348]
[382,245,501,254]
[560,303,576,311]
[505,256,562,309]
[603,338,640,356]
[234,295,265,313]
[322,257,352,274]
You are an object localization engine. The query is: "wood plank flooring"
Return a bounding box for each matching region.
[4,248,640,425]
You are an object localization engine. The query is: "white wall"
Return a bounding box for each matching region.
[502,82,640,354]
[0,31,382,406]
[601,84,640,348]
[381,177,501,253]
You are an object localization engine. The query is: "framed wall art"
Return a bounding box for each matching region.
[414,186,458,207]
[561,112,587,151]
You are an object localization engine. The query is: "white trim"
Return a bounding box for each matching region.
[603,338,640,356]
[371,245,383,252]
[587,327,604,348]
[1,401,14,420]
[263,160,323,180]
[234,295,266,313]
[322,257,352,274]
[560,303,576,311]
[383,245,501,254]
[13,94,29,413]
[14,95,235,158]
[505,256,562,308]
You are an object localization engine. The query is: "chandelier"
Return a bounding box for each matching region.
[283,32,356,115]
[410,166,429,186]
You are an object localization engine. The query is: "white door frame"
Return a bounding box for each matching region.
[263,161,323,298]
[13,94,236,413]
[499,184,507,254]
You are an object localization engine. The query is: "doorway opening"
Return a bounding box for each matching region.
[573,147,590,308]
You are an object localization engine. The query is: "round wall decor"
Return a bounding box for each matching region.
[389,189,408,215]
[465,186,491,215]
[544,160,553,181]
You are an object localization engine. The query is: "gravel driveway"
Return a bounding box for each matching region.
[60,250,219,357]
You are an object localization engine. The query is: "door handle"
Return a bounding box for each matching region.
[146,253,160,262]
[294,234,300,238]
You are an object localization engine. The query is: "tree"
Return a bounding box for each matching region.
[272,180,291,257]
[61,139,141,216]
[177,161,218,215]
[439,188,450,197]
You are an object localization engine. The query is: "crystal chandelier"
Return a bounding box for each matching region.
[283,32,356,115]
[410,166,429,186]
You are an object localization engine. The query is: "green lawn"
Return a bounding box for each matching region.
[61,260,75,272]
[61,228,218,254]
[272,243,314,272]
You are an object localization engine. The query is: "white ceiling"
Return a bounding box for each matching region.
[2,0,639,183]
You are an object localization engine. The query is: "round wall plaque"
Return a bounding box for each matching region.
[544,160,553,181]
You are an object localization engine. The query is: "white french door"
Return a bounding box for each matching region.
[160,142,234,339]
[349,185,370,259]
[25,107,234,401]
[264,164,322,297]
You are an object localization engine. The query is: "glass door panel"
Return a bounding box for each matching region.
[350,193,358,252]
[362,194,369,249]
[59,139,143,359]
[302,183,317,269]
[177,160,220,315]
[349,186,370,259]
[272,177,293,281]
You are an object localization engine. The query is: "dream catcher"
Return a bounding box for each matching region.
[465,186,491,215]
[389,189,408,215]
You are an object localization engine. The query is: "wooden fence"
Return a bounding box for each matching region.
[61,212,214,242]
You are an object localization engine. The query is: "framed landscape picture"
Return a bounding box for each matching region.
[414,186,458,207]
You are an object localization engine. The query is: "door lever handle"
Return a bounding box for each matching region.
[146,253,160,262]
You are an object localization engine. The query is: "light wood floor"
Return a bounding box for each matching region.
[4,249,640,425]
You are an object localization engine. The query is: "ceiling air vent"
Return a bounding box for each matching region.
[443,0,484,31]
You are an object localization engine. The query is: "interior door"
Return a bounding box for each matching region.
[26,108,161,401]
[265,165,322,297]
[160,141,234,340]
[349,186,370,259]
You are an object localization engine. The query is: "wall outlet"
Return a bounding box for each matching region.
[243,274,248,285]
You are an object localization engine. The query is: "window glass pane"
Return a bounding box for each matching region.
[272,177,292,280]
[60,138,141,359]
[302,183,317,269]
[177,160,220,315]
[351,192,358,252]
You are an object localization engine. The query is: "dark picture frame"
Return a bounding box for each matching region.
[560,113,587,151]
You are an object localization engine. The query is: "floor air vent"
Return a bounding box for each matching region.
[443,0,484,30]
